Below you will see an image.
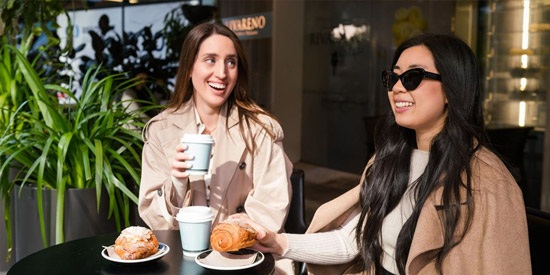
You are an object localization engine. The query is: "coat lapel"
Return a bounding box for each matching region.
[405,194,445,274]
[165,102,197,134]
[154,102,197,173]
[160,101,202,207]
[208,104,245,221]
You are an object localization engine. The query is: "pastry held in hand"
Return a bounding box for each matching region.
[114,226,159,260]
[210,219,257,252]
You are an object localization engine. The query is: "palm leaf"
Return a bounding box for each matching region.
[7,45,55,128]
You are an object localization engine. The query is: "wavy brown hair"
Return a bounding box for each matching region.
[168,22,277,153]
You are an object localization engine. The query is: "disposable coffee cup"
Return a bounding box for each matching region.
[181,134,214,175]
[176,206,214,257]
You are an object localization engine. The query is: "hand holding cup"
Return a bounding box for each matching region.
[172,134,214,180]
[172,143,194,180]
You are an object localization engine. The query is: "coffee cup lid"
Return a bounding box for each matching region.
[181,134,214,143]
[176,206,214,223]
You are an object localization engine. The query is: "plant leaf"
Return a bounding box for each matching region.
[37,136,55,248]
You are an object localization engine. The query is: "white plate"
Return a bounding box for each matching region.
[195,248,264,271]
[101,243,170,263]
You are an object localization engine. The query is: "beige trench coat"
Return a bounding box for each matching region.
[138,100,292,233]
[306,147,531,275]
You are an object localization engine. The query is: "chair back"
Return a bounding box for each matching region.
[285,169,309,274]
[526,207,550,275]
[285,169,308,234]
[487,127,532,185]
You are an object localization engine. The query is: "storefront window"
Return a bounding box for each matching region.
[479,0,549,209]
[301,0,455,174]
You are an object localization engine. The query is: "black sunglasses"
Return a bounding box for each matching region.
[382,68,442,91]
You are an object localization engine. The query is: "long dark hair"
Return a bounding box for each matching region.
[356,34,487,274]
[167,22,277,153]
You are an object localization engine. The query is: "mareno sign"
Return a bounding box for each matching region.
[222,12,272,40]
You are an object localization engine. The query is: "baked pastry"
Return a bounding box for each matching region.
[210,219,257,252]
[114,226,159,260]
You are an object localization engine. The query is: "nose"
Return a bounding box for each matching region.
[214,62,226,79]
[391,78,407,93]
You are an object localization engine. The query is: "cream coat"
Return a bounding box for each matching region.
[138,100,292,233]
[306,147,531,275]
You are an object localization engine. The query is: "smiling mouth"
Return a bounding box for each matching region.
[395,102,414,108]
[208,82,226,90]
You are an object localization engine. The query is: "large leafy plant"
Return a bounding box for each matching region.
[0,44,150,260]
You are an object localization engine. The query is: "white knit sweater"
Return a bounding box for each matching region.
[282,149,430,274]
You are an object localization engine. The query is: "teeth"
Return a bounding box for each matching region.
[209,82,226,89]
[395,101,414,108]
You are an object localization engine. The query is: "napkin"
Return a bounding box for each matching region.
[201,250,258,267]
[106,246,122,259]
[105,245,164,260]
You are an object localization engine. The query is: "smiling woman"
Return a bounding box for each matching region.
[190,34,238,116]
[137,22,294,274]
[227,34,531,275]
[386,45,447,151]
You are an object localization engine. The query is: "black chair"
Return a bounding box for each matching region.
[487,127,533,191]
[285,168,308,275]
[526,207,550,275]
[285,168,308,234]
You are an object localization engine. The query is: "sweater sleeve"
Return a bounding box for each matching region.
[282,209,360,264]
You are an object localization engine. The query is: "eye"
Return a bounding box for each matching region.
[227,59,236,67]
[205,58,215,64]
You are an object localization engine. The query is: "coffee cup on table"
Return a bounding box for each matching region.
[176,206,214,257]
[181,134,214,175]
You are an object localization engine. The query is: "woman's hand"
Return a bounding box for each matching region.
[229,214,287,256]
[172,143,194,181]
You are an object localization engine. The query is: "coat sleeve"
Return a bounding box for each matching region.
[474,168,531,274]
[243,118,293,233]
[409,153,532,275]
[138,119,191,230]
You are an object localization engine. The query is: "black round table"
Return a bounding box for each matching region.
[8,230,274,275]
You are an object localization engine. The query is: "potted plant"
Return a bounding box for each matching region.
[1,1,77,265]
[0,44,151,261]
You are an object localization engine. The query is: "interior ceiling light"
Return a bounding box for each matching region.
[102,0,139,3]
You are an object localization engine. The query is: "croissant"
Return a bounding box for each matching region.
[210,219,257,252]
[114,226,159,260]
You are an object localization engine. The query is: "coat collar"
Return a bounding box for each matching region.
[163,99,240,136]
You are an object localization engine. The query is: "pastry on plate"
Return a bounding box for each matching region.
[114,226,159,260]
[210,219,257,252]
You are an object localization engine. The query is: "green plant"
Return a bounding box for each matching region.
[0,44,151,261]
[0,0,80,123]
[78,17,174,117]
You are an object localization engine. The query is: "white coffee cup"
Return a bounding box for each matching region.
[181,134,214,175]
[176,206,214,256]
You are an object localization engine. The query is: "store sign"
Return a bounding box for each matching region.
[222,12,272,40]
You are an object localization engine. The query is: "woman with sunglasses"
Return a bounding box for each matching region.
[231,34,530,274]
